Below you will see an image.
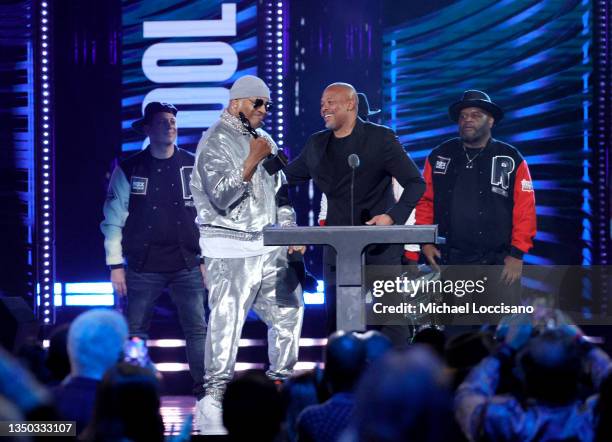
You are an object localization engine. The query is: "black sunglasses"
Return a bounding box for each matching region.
[249,98,273,111]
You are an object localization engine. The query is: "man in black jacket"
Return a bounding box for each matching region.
[415,91,536,321]
[416,91,536,281]
[284,83,425,339]
[100,102,207,399]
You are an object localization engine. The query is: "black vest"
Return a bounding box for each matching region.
[120,147,200,272]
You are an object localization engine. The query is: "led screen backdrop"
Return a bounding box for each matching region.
[383,0,592,266]
[121,0,257,153]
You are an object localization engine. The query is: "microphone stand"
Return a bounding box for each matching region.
[350,168,356,226]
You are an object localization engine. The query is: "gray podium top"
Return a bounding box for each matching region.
[263,224,438,246]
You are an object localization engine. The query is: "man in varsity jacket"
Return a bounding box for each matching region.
[416,90,537,287]
[100,102,207,399]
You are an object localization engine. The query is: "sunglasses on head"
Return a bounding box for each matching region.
[249,98,273,111]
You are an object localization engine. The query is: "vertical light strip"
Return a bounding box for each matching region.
[595,0,610,318]
[582,4,592,266]
[37,0,55,325]
[262,0,273,132]
[596,0,610,265]
[261,0,285,144]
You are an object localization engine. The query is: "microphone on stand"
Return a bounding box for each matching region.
[348,154,360,226]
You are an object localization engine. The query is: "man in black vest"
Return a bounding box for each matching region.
[100,102,207,399]
[284,83,425,343]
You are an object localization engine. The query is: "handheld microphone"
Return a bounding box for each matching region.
[348,154,360,226]
[238,112,288,175]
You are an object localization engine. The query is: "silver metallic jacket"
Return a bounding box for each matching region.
[190,111,295,239]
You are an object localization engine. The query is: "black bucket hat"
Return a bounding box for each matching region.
[131,102,178,133]
[448,90,503,123]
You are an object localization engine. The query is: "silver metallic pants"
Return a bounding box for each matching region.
[203,247,304,401]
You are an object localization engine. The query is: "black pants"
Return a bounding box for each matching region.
[442,247,521,325]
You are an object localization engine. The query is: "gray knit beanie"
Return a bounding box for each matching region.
[229,75,271,100]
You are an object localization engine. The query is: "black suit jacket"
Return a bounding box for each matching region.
[284,118,425,226]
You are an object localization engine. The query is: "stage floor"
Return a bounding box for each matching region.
[161,395,195,436]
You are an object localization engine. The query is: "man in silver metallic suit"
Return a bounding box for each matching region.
[190,75,305,435]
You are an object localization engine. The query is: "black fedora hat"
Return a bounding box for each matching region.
[131,102,178,134]
[357,92,381,121]
[448,90,503,123]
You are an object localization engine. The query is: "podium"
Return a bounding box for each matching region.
[263,225,440,330]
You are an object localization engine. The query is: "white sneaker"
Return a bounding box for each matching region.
[194,395,228,435]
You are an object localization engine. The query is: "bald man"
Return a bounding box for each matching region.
[284,83,425,341]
